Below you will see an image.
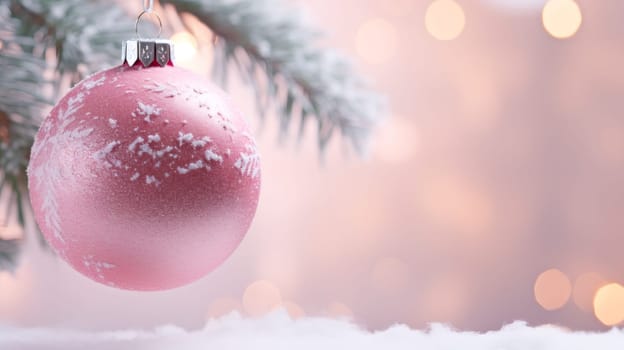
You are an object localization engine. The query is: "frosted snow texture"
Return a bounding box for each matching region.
[28,75,105,247]
[0,313,623,350]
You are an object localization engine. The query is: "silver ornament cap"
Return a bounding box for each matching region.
[123,3,174,67]
[122,39,175,67]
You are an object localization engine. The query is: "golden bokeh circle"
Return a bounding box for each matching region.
[542,0,582,39]
[593,283,624,326]
[425,0,466,41]
[534,268,572,310]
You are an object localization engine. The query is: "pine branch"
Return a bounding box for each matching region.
[161,0,383,153]
[0,0,134,181]
[0,3,49,267]
[0,0,134,266]
[7,0,134,82]
[0,236,20,272]
[0,0,383,270]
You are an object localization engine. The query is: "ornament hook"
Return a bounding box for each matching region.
[135,6,162,39]
[143,0,155,12]
[124,0,175,67]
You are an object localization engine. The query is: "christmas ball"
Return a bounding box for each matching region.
[27,64,261,291]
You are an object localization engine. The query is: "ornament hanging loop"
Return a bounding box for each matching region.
[135,10,162,39]
[124,0,175,67]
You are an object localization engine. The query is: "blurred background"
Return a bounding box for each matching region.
[2,0,624,332]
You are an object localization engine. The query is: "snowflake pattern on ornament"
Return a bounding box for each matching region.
[234,133,261,179]
[28,75,105,249]
[234,144,261,179]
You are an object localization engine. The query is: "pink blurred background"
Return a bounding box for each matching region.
[2,0,624,332]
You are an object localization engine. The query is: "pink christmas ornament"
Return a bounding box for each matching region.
[27,61,261,291]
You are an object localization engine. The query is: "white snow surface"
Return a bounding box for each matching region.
[0,312,623,350]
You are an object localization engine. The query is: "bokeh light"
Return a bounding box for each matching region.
[242,280,282,317]
[593,283,624,326]
[355,18,398,64]
[534,269,572,310]
[425,0,466,41]
[573,273,605,312]
[542,0,582,39]
[170,31,198,63]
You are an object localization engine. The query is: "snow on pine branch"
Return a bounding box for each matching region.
[0,3,51,270]
[0,0,135,268]
[1,312,623,350]
[4,0,135,82]
[162,0,384,153]
[0,237,20,271]
[0,4,49,179]
[0,0,383,269]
